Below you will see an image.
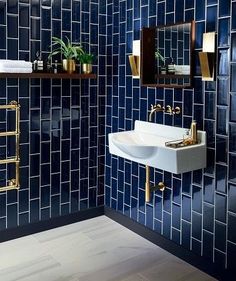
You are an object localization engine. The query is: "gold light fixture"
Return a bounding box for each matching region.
[199,32,216,81]
[128,40,140,78]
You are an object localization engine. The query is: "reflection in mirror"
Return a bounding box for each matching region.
[141,21,195,88]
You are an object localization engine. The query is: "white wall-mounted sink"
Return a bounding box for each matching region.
[108,121,207,174]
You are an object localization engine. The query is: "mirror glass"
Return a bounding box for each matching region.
[155,22,191,86]
[141,21,194,88]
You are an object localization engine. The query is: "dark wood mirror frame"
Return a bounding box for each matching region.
[141,21,195,88]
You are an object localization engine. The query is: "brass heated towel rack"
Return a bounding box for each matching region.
[0,101,20,192]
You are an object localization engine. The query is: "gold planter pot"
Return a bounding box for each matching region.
[62,59,76,74]
[82,63,92,74]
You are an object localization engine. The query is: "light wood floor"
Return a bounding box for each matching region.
[0,216,216,281]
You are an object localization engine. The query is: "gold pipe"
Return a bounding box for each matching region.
[145,165,166,202]
[145,165,151,202]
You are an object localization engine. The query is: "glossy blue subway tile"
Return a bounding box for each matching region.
[192,212,202,241]
[204,176,214,204]
[192,239,202,256]
[62,10,71,31]
[215,222,226,252]
[231,66,236,92]
[205,92,215,120]
[19,213,29,226]
[19,29,29,51]
[71,170,80,190]
[7,204,17,228]
[31,0,40,17]
[154,196,162,221]
[30,199,39,223]
[216,137,227,164]
[7,0,18,14]
[42,7,51,29]
[229,154,236,183]
[203,230,213,260]
[0,2,6,24]
[195,0,205,21]
[173,178,181,205]
[52,0,61,19]
[19,5,29,27]
[218,49,229,76]
[228,214,236,244]
[182,172,191,194]
[228,183,236,213]
[192,185,202,213]
[227,242,236,272]
[215,193,227,223]
[182,195,191,222]
[218,18,230,47]
[146,204,154,229]
[204,120,215,148]
[182,221,191,250]
[217,107,227,135]
[172,203,181,230]
[206,5,217,32]
[163,188,171,213]
[217,77,229,106]
[7,15,18,38]
[203,203,214,232]
[216,164,227,194]
[232,2,236,31]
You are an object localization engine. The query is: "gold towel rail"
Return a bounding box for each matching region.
[0,158,20,164]
[0,131,19,137]
[0,101,20,192]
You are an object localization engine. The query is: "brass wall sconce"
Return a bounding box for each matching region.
[199,32,216,81]
[128,40,140,78]
[0,101,20,192]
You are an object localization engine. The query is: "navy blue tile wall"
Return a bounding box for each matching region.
[0,0,105,230]
[105,0,236,273]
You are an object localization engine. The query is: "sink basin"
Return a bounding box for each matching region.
[108,121,206,174]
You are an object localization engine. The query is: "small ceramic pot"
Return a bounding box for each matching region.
[82,63,92,74]
[62,59,76,74]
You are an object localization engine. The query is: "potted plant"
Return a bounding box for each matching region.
[49,37,84,74]
[78,52,95,74]
[155,49,166,74]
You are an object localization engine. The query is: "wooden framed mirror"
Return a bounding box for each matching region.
[141,21,195,88]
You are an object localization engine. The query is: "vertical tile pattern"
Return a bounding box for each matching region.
[105,0,235,272]
[0,1,105,230]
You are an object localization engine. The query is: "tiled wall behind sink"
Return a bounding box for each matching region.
[0,0,106,230]
[105,0,236,272]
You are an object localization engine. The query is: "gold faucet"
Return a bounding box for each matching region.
[149,104,181,121]
[149,104,165,121]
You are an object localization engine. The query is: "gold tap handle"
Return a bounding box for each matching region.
[174,106,181,114]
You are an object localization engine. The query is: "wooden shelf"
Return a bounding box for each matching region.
[142,83,191,89]
[0,72,97,79]
[156,74,190,78]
